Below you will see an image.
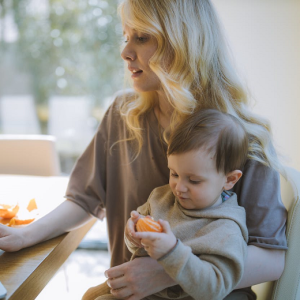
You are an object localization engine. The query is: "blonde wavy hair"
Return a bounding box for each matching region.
[118,0,284,175]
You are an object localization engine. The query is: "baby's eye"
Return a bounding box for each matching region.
[171,173,178,178]
[189,179,201,184]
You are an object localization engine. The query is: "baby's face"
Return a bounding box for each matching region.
[168,149,228,210]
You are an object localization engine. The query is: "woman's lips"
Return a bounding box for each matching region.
[131,70,143,79]
[128,67,143,79]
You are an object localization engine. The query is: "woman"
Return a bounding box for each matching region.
[0,1,287,299]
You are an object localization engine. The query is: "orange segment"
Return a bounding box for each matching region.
[0,203,19,219]
[136,216,163,232]
[8,209,38,227]
[27,198,38,212]
[0,198,39,227]
[0,218,11,225]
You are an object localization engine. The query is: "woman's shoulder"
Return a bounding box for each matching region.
[243,158,280,179]
[95,89,139,135]
[100,89,138,121]
[110,88,138,108]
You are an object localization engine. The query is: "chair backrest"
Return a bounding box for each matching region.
[0,135,60,176]
[47,96,95,156]
[0,95,41,134]
[253,166,300,299]
[272,167,300,299]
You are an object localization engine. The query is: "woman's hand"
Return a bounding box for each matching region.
[133,219,177,260]
[124,211,143,248]
[0,224,26,252]
[104,256,176,300]
[0,201,92,252]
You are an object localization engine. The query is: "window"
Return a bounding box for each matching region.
[0,0,123,173]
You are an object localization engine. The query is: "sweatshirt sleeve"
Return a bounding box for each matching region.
[137,201,151,216]
[158,235,247,300]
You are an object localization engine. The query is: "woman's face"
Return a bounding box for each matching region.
[121,25,161,93]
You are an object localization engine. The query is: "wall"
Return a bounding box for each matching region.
[212,0,300,170]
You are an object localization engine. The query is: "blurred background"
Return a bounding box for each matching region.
[1,0,300,172]
[0,0,123,174]
[0,0,299,299]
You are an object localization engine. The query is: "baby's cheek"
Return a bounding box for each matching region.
[169,184,177,197]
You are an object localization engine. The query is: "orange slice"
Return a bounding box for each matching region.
[0,218,11,225]
[136,216,163,232]
[0,203,19,219]
[27,198,38,212]
[8,209,38,226]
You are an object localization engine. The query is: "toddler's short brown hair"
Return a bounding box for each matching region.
[167,109,248,174]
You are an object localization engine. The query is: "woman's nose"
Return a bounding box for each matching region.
[121,43,136,61]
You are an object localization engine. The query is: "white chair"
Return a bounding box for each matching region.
[0,95,41,134]
[253,166,300,299]
[47,96,95,156]
[0,135,60,176]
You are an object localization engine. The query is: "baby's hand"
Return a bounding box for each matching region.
[125,211,143,248]
[132,220,177,260]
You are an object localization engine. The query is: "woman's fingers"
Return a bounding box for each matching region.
[105,264,125,280]
[110,286,133,299]
[106,257,176,299]
[104,264,135,298]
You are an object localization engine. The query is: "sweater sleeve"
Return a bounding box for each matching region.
[158,235,247,300]
[137,200,151,216]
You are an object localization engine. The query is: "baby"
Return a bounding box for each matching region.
[84,109,249,300]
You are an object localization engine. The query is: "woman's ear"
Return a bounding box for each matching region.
[223,170,242,190]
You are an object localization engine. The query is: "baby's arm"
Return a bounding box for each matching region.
[133,222,247,300]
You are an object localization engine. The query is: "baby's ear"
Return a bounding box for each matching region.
[223,170,242,190]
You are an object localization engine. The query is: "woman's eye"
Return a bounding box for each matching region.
[136,37,147,43]
[123,36,147,44]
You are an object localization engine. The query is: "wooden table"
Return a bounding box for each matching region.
[0,175,96,300]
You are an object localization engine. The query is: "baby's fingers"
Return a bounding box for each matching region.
[158,219,172,234]
[132,231,160,241]
[130,210,140,221]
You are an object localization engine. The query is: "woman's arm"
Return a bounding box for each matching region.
[105,244,285,300]
[0,200,92,252]
[233,160,287,287]
[236,245,285,289]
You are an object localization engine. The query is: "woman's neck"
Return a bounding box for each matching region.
[154,91,174,129]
